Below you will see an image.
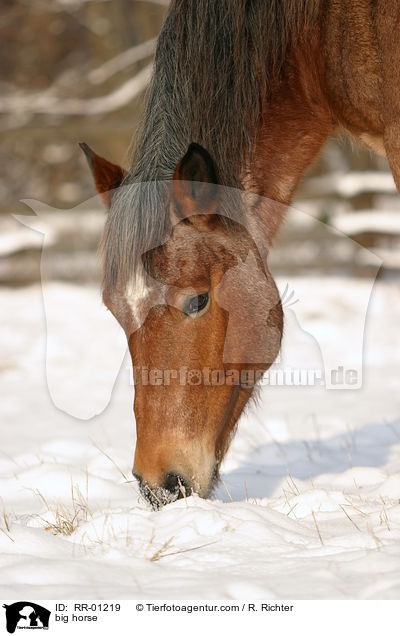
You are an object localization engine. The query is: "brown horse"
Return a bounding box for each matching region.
[81,0,400,508]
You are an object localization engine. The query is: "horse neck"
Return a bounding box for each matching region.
[250,35,334,239]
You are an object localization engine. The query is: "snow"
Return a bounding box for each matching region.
[332,210,400,235]
[301,171,397,198]
[1,276,400,599]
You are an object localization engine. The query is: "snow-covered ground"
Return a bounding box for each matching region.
[1,276,400,599]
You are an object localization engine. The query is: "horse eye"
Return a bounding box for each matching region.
[183,292,209,316]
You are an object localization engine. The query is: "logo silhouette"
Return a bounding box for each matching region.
[2,602,50,633]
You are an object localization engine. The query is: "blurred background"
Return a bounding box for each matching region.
[1,0,399,286]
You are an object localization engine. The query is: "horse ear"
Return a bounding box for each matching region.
[79,142,125,209]
[173,143,218,216]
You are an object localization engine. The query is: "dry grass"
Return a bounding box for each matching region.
[285,501,298,518]
[282,486,298,518]
[148,535,219,562]
[149,536,175,561]
[367,522,383,550]
[339,504,361,532]
[312,510,324,545]
[344,496,368,517]
[221,480,233,502]
[286,473,300,496]
[353,477,363,502]
[30,478,92,537]
[0,498,14,542]
[43,504,81,536]
[379,496,391,532]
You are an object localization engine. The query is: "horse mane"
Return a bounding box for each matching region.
[102,0,320,294]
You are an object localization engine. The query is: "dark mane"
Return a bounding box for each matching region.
[102,0,319,294]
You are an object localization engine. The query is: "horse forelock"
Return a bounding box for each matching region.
[101,179,171,298]
[124,271,150,324]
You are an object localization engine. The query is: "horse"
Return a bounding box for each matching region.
[81,0,400,508]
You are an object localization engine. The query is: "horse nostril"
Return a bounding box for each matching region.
[164,472,191,498]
